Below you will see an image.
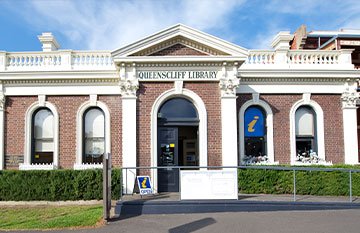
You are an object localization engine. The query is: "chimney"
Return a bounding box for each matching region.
[37,32,60,52]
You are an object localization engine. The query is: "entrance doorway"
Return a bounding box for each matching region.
[157,98,199,192]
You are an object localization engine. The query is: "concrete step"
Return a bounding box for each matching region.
[115,199,360,216]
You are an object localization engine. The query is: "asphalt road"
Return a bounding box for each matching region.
[7,209,360,233]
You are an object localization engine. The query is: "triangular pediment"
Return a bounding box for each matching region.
[112,24,248,58]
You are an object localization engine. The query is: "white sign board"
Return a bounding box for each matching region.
[180,170,238,200]
[137,70,219,81]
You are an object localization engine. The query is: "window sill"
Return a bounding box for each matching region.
[19,163,57,170]
[73,163,103,170]
[292,161,333,166]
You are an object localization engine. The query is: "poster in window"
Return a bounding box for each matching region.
[244,107,265,137]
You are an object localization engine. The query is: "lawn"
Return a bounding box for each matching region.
[0,205,103,230]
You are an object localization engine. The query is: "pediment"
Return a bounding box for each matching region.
[112,24,248,58]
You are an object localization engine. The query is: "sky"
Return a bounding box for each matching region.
[0,0,359,52]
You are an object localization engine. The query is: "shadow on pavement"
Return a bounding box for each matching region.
[168,218,216,233]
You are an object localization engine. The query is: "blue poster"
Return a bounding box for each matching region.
[244,107,265,137]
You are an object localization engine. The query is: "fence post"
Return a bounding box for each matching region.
[103,153,111,222]
[349,170,352,203]
[293,169,296,202]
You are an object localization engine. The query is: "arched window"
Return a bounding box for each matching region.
[32,108,54,164]
[158,98,198,125]
[83,108,105,164]
[243,106,267,164]
[295,106,317,158]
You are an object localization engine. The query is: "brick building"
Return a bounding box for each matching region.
[0,24,359,192]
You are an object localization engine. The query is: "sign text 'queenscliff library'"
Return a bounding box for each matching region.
[137,70,219,81]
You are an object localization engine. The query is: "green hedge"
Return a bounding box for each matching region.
[0,169,121,201]
[238,166,360,196]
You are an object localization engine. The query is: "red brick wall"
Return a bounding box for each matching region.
[311,95,344,163]
[136,81,222,168]
[4,96,37,169]
[149,44,208,56]
[4,95,122,169]
[237,94,344,164]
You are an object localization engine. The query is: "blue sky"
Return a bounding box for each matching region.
[0,0,359,52]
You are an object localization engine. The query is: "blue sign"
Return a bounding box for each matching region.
[137,176,153,195]
[244,107,265,137]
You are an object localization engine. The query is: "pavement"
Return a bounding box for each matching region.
[2,194,360,233]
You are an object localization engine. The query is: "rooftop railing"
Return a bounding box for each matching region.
[0,50,115,71]
[243,49,354,69]
[0,49,355,72]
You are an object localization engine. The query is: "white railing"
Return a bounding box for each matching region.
[1,50,115,71]
[247,50,275,64]
[287,50,339,65]
[7,52,62,68]
[72,51,114,68]
[244,49,354,68]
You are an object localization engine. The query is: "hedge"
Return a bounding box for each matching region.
[1,166,360,201]
[0,169,121,201]
[238,166,360,196]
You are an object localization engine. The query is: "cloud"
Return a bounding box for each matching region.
[4,0,246,50]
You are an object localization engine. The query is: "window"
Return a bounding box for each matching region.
[158,98,198,125]
[83,108,105,164]
[295,106,317,160]
[243,106,267,164]
[32,108,54,164]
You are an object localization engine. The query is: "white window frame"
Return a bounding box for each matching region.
[20,101,59,170]
[290,95,325,165]
[239,97,275,164]
[74,99,111,170]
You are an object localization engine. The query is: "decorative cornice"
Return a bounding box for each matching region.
[4,78,119,85]
[241,77,352,84]
[135,62,223,67]
[119,79,139,97]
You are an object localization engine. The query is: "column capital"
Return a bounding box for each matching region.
[341,79,358,109]
[119,79,139,97]
[219,77,240,97]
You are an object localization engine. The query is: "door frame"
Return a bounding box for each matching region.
[150,88,208,193]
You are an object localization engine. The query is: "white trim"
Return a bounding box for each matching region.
[239,98,275,164]
[237,84,346,94]
[0,109,4,170]
[20,100,59,170]
[74,99,111,169]
[151,88,207,192]
[289,97,326,165]
[112,24,248,57]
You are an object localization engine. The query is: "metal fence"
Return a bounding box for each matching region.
[120,165,360,203]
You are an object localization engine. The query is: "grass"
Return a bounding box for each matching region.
[0,205,104,230]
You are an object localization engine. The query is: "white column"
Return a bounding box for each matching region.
[0,91,4,170]
[122,96,137,194]
[221,96,238,166]
[120,63,139,194]
[341,80,359,164]
[219,62,240,167]
[342,107,358,164]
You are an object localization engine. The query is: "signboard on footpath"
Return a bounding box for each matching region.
[137,176,153,195]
